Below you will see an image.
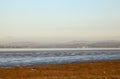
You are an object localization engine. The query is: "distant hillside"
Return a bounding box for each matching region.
[0,40,120,48]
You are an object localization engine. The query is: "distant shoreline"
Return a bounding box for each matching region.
[0,48,120,51]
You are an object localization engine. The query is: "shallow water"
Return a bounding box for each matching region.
[0,48,120,67]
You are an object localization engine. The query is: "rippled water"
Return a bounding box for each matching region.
[0,48,120,67]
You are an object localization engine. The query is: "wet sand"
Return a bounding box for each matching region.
[0,60,120,79]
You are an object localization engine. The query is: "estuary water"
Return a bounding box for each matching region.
[0,48,120,67]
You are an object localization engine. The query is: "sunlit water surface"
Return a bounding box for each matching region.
[0,48,120,67]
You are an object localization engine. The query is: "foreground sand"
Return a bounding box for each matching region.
[0,60,120,79]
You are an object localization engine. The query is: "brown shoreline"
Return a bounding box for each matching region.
[0,60,120,79]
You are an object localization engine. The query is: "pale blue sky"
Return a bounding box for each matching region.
[0,0,120,43]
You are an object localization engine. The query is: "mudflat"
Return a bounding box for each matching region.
[0,60,120,79]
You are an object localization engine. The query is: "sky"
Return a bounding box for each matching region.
[0,0,120,43]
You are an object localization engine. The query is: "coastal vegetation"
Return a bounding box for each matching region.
[0,60,119,79]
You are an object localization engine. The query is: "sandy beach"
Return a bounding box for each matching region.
[0,60,119,79]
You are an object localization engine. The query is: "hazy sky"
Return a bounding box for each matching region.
[0,0,120,43]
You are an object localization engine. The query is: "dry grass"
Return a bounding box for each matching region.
[0,60,120,79]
